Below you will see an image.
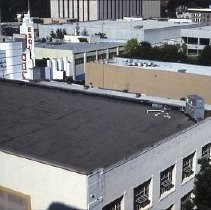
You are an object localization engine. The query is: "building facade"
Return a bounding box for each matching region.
[0,42,23,80]
[181,26,211,55]
[85,59,211,104]
[188,8,211,25]
[50,0,161,21]
[0,80,211,210]
[34,42,124,81]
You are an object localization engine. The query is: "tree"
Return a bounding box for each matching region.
[124,38,139,57]
[192,158,211,210]
[50,30,56,38]
[199,46,211,66]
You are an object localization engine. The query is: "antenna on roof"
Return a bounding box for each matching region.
[27,0,31,18]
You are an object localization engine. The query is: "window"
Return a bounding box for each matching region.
[87,55,96,62]
[98,53,106,60]
[165,204,174,210]
[75,58,84,65]
[182,37,187,44]
[199,38,210,45]
[134,179,151,210]
[0,185,31,210]
[187,49,197,55]
[187,37,198,44]
[103,196,123,210]
[160,165,174,195]
[202,143,211,159]
[182,153,195,180]
[181,191,192,210]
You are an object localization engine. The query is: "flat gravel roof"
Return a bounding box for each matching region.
[0,81,194,174]
[35,42,124,53]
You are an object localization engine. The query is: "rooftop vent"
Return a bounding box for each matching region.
[185,95,205,122]
[178,69,186,73]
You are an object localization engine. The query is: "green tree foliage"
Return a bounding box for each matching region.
[124,38,139,57]
[199,46,211,66]
[50,30,56,39]
[58,29,67,39]
[183,159,211,210]
[124,39,187,63]
[193,158,211,210]
[50,29,67,41]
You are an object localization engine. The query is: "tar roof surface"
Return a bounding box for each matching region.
[0,81,194,174]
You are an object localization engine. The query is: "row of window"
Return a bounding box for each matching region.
[75,52,118,65]
[182,37,210,45]
[103,190,193,210]
[103,143,211,210]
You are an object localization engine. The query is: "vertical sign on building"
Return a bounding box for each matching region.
[26,26,35,60]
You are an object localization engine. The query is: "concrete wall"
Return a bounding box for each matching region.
[142,0,161,18]
[144,26,182,44]
[0,42,23,80]
[101,118,211,209]
[0,152,88,210]
[35,48,75,61]
[85,63,211,104]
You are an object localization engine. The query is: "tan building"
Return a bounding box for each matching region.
[85,59,211,104]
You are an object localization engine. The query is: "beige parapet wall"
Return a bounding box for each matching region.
[85,62,211,104]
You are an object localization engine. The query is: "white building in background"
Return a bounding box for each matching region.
[0,80,211,210]
[38,19,198,45]
[181,26,211,55]
[50,0,161,21]
[0,42,23,80]
[188,8,211,25]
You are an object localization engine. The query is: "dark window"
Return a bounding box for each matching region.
[134,179,151,210]
[188,49,197,55]
[103,196,123,210]
[202,143,211,159]
[87,55,96,62]
[98,53,106,60]
[199,38,210,45]
[109,52,117,59]
[181,191,192,210]
[188,37,198,44]
[165,204,174,210]
[182,153,195,180]
[75,58,84,65]
[160,165,174,195]
[182,37,188,44]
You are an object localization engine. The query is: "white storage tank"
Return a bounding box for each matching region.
[51,59,58,73]
[57,58,64,71]
[62,57,68,72]
[47,59,52,68]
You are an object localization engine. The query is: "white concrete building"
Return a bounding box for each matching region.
[50,0,161,21]
[35,42,124,81]
[0,42,23,80]
[0,80,211,210]
[188,8,211,25]
[38,19,198,44]
[181,26,211,55]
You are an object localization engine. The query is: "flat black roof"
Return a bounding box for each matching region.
[0,80,194,174]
